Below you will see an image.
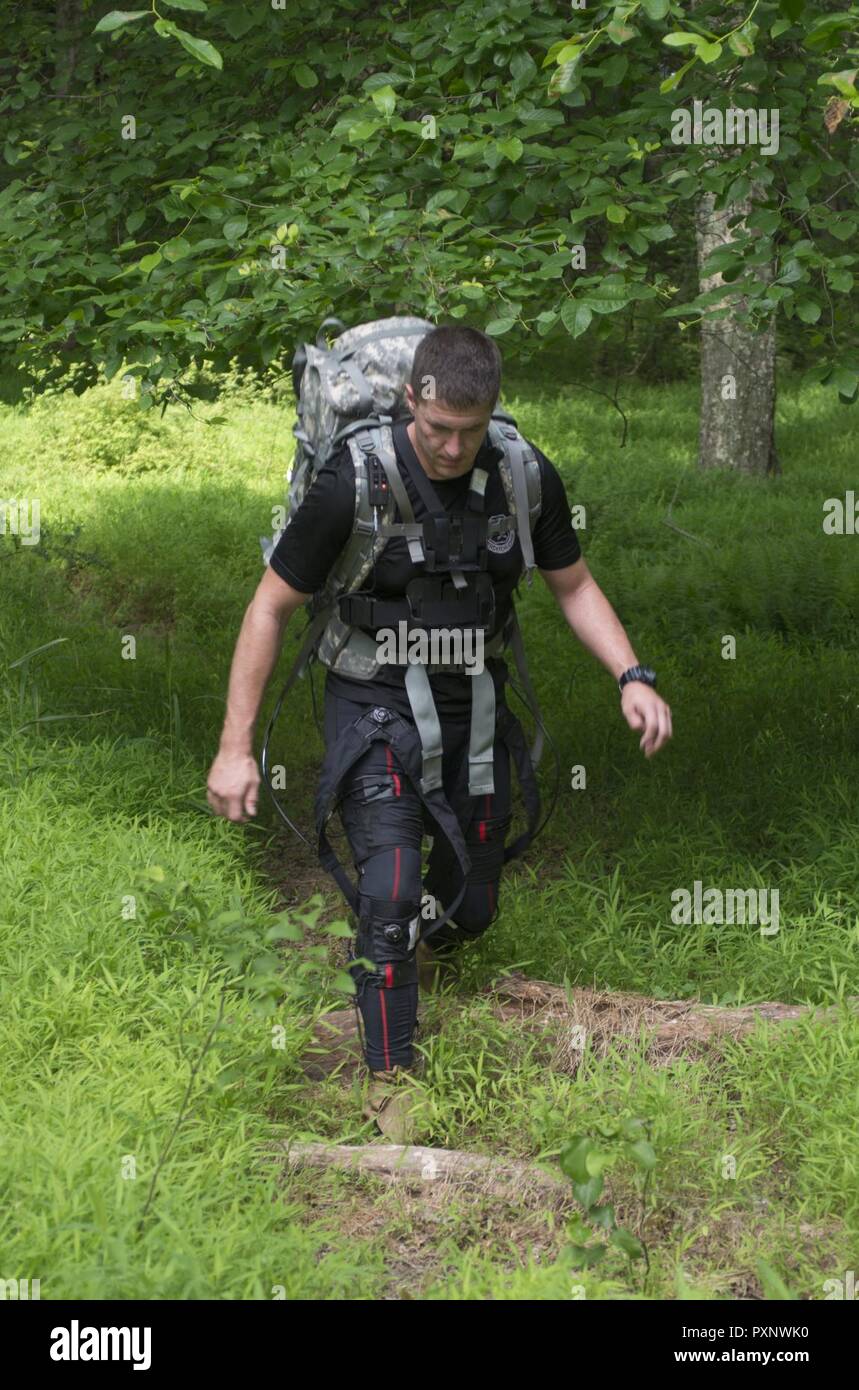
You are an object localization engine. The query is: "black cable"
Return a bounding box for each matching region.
[504,676,561,844]
[259,667,313,849]
[309,659,324,741]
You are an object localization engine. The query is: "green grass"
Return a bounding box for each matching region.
[1,364,857,1299]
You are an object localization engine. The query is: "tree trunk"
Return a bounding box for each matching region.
[696,189,780,474]
[53,0,81,98]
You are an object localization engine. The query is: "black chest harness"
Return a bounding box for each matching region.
[337,433,499,637]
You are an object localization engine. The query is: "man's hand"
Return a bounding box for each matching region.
[621,683,672,758]
[207,748,261,822]
[206,568,309,823]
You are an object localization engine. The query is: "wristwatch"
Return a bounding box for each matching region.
[618,664,657,694]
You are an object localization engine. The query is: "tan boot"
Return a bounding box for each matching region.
[361,1065,422,1144]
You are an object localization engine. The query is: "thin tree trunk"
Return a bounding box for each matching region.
[53,0,81,98]
[696,188,780,474]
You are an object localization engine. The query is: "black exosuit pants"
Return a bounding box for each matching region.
[322,684,513,1071]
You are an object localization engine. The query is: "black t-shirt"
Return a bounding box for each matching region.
[269,415,581,718]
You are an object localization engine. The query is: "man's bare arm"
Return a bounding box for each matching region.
[539,557,639,679]
[207,567,310,821]
[540,557,672,757]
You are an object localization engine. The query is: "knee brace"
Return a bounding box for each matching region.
[353,895,421,989]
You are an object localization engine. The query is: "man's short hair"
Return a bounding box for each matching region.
[410,325,502,412]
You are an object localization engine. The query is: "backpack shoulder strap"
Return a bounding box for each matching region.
[491,420,542,588]
[325,423,396,595]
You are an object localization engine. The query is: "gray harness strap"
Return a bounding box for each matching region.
[404,662,444,793]
[465,664,497,796]
[403,651,498,798]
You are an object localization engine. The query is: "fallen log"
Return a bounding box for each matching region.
[281,1140,570,1204]
[483,973,859,1073]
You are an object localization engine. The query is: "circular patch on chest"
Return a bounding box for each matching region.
[486,514,516,554]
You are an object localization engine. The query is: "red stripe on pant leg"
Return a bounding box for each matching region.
[386,746,401,798]
[379,984,392,1069]
[392,845,400,900]
[385,963,393,989]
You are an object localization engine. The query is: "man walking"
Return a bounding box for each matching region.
[207,325,672,1141]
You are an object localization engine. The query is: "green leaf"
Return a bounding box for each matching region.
[566,1244,606,1268]
[535,310,558,336]
[510,51,537,86]
[572,1174,604,1207]
[698,41,722,63]
[325,920,355,938]
[371,84,397,116]
[266,921,303,942]
[559,1137,593,1182]
[162,0,208,10]
[293,63,318,89]
[250,952,280,975]
[589,1203,616,1230]
[606,20,637,44]
[222,216,248,242]
[795,299,821,323]
[828,269,853,292]
[565,1214,590,1242]
[643,222,675,242]
[663,32,705,49]
[347,121,382,142]
[626,1139,657,1170]
[580,280,630,314]
[94,10,148,33]
[138,251,162,273]
[780,0,805,20]
[642,0,670,18]
[827,366,859,397]
[585,1148,612,1176]
[162,236,192,261]
[497,137,524,162]
[561,300,593,339]
[620,1116,646,1141]
[172,28,222,69]
[611,1226,645,1259]
[606,203,627,224]
[818,70,858,99]
[548,57,580,97]
[332,970,357,994]
[804,12,855,50]
[728,28,755,57]
[484,316,517,335]
[600,54,628,86]
[659,57,697,93]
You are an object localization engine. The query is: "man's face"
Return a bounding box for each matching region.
[404,382,494,480]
